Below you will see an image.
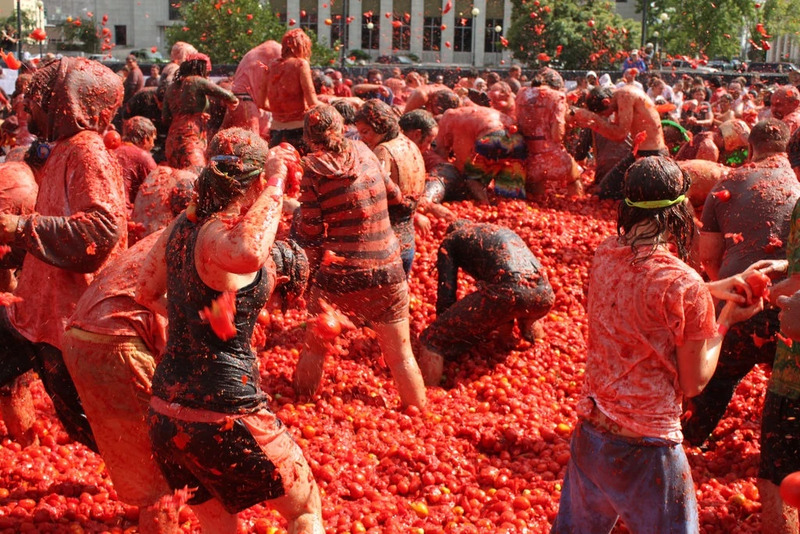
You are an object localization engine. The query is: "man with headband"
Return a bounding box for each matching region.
[0,57,128,450]
[683,119,800,447]
[417,220,555,386]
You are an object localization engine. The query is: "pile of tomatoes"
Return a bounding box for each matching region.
[0,192,774,533]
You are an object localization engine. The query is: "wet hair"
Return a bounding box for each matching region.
[749,118,790,153]
[331,99,357,125]
[399,109,437,138]
[618,156,694,262]
[429,89,460,115]
[788,127,800,169]
[313,73,333,94]
[281,28,312,60]
[532,67,564,90]
[175,54,210,84]
[271,239,310,309]
[586,86,614,113]
[168,173,197,215]
[485,72,501,86]
[195,128,268,220]
[354,99,400,141]
[446,218,472,234]
[122,116,156,145]
[303,104,346,153]
[708,76,723,89]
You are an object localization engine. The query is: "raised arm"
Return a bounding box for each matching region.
[197,147,290,277]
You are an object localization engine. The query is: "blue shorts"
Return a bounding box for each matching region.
[551,420,698,534]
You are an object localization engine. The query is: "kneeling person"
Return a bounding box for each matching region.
[418,220,555,385]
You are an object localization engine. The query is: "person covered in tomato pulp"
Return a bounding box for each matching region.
[0,57,129,452]
[551,156,764,534]
[683,119,800,448]
[749,132,800,534]
[162,53,239,170]
[354,99,427,276]
[417,220,555,387]
[136,128,323,533]
[292,104,426,409]
[264,28,319,153]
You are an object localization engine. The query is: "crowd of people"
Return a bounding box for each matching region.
[0,29,798,533]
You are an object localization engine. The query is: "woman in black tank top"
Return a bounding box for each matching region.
[137,128,323,533]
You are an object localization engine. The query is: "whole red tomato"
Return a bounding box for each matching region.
[103,130,121,150]
[314,311,342,340]
[781,472,800,508]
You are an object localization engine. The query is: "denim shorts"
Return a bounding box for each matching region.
[551,420,699,534]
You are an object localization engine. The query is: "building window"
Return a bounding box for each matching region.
[168,0,182,21]
[453,17,472,52]
[423,16,441,51]
[362,14,378,50]
[331,16,343,45]
[392,14,410,51]
[300,11,317,33]
[484,18,503,53]
[115,25,127,46]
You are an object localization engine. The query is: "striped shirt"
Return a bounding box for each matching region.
[297,139,407,292]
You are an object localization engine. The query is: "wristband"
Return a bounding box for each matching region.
[266,174,285,190]
[717,323,729,337]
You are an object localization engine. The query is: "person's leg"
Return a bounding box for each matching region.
[758,391,800,534]
[0,372,37,447]
[34,343,98,452]
[293,326,330,398]
[373,319,426,408]
[139,502,179,534]
[268,474,324,534]
[550,422,619,534]
[416,344,444,387]
[190,499,239,534]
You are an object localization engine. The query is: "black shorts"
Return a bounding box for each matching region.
[149,404,305,514]
[759,391,800,486]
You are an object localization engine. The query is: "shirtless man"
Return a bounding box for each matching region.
[265,29,318,152]
[222,40,281,138]
[573,85,668,200]
[771,85,800,135]
[516,68,582,197]
[435,103,526,201]
[403,82,456,114]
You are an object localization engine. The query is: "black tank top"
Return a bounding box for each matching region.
[151,214,271,413]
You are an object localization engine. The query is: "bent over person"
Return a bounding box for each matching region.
[418,220,555,386]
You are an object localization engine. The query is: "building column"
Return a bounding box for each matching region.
[441,0,454,64]
[286,0,300,29]
[348,0,362,56]
[317,0,331,45]
[473,0,486,67]
[409,0,424,58]
[379,0,393,55]
[501,0,511,64]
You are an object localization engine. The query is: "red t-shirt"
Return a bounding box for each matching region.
[583,238,717,441]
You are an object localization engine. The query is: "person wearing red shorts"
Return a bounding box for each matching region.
[292,104,426,409]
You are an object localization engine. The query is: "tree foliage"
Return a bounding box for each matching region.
[57,18,99,53]
[506,0,639,70]
[166,0,336,66]
[635,0,754,61]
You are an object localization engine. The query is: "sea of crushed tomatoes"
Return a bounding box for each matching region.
[0,186,768,533]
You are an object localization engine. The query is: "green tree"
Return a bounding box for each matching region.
[506,0,639,70]
[57,18,98,53]
[166,0,336,66]
[636,0,756,60]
